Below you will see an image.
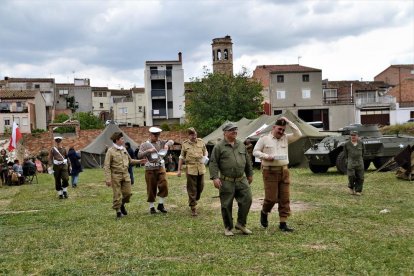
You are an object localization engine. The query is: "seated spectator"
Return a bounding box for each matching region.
[23,158,37,176]
[12,160,24,185]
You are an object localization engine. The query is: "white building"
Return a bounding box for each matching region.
[144,52,185,126]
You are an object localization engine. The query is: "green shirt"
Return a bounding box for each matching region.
[343,140,365,168]
[209,138,253,179]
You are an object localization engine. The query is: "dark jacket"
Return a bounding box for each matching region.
[68,149,83,176]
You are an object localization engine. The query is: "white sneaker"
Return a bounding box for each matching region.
[224,228,234,236]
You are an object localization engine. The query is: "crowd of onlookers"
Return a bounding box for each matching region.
[0,148,42,186]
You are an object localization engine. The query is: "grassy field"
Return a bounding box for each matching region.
[1,166,413,275]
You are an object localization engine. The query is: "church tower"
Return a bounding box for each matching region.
[212,35,233,76]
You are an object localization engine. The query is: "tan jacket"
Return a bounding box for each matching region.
[104,146,141,182]
[253,122,302,167]
[179,138,207,175]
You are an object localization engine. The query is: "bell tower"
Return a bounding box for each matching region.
[212,35,233,76]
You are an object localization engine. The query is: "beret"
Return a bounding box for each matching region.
[187,127,196,134]
[110,132,123,140]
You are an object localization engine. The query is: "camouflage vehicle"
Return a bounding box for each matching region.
[304,124,414,174]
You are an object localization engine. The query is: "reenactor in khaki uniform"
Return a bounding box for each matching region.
[343,130,365,196]
[177,127,208,216]
[137,127,174,214]
[48,136,70,199]
[209,123,254,236]
[253,117,302,232]
[104,132,144,218]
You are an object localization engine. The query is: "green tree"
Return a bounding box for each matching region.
[73,112,104,130]
[186,69,263,136]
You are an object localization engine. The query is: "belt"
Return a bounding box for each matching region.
[221,175,245,182]
[262,165,287,171]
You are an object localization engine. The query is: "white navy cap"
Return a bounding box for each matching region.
[149,127,162,133]
[54,136,63,141]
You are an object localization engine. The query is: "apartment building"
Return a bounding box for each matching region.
[144,52,185,126]
[0,89,47,133]
[55,78,92,116]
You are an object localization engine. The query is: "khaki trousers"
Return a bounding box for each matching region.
[186,174,204,208]
[262,167,291,218]
[111,172,132,210]
[145,168,168,202]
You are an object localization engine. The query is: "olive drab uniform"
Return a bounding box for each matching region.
[343,140,365,193]
[179,138,207,209]
[104,145,140,210]
[48,146,69,193]
[209,138,253,230]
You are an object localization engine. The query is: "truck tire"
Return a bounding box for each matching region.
[335,151,347,174]
[309,163,329,173]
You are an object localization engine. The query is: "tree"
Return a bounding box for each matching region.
[73,112,104,130]
[185,69,263,136]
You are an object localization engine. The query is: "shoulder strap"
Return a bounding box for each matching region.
[53,147,65,159]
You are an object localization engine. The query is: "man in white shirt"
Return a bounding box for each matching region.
[253,117,302,232]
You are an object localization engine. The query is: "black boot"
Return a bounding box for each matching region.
[279,222,294,232]
[116,211,123,219]
[157,203,167,213]
[150,207,157,214]
[260,210,268,228]
[120,204,127,216]
[63,191,68,199]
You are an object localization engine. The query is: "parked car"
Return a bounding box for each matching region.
[105,120,119,126]
[307,121,324,130]
[407,118,414,123]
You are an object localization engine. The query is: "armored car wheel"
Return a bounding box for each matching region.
[335,151,347,174]
[309,164,329,173]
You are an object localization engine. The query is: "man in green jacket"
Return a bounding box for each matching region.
[209,123,254,236]
[343,130,365,196]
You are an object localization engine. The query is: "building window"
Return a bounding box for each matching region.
[99,103,103,108]
[22,117,28,126]
[302,89,311,99]
[276,90,286,99]
[167,102,173,109]
[277,75,284,83]
[34,84,40,89]
[323,89,337,103]
[167,82,172,89]
[119,107,128,114]
[138,106,143,112]
[4,118,10,126]
[224,49,228,60]
[59,89,69,96]
[302,74,309,82]
[273,110,282,115]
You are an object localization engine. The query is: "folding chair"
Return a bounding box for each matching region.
[23,164,38,184]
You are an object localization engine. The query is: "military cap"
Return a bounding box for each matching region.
[350,130,358,135]
[187,127,196,134]
[275,119,287,126]
[149,127,162,133]
[54,136,63,141]
[110,132,123,141]
[222,122,238,131]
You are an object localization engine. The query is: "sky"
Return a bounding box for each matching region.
[0,0,413,89]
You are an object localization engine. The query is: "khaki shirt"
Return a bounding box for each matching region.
[104,145,140,182]
[179,138,207,175]
[253,122,302,167]
[137,139,174,170]
[48,146,67,166]
[209,138,253,179]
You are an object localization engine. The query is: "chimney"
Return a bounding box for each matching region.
[178,52,182,63]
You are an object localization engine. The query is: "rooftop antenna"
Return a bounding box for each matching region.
[298,56,302,65]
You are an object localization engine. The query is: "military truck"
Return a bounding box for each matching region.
[304,124,414,174]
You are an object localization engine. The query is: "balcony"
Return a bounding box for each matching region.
[152,109,167,118]
[150,70,166,80]
[355,95,396,109]
[323,96,354,105]
[151,89,166,99]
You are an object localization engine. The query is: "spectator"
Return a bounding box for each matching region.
[68,146,83,188]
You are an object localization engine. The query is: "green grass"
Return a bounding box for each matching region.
[1,167,413,275]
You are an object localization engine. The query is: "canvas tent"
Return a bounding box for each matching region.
[81,123,139,168]
[202,110,328,167]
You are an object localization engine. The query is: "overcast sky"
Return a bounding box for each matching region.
[0,0,413,89]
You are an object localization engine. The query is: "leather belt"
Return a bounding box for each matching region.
[262,165,287,171]
[221,175,245,182]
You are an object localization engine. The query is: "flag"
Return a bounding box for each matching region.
[8,122,23,152]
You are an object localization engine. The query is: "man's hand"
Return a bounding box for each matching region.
[106,181,112,187]
[247,176,253,184]
[177,170,181,177]
[147,148,157,153]
[213,178,222,189]
[263,155,274,161]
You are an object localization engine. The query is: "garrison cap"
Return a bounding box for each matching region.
[187,127,196,134]
[149,127,162,133]
[350,130,358,135]
[110,132,123,141]
[222,122,238,131]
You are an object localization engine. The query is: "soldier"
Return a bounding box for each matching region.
[343,130,365,196]
[104,132,144,218]
[209,123,254,236]
[48,136,70,199]
[177,127,208,216]
[253,117,302,232]
[137,127,174,214]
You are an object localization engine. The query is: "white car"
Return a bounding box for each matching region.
[105,120,119,126]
